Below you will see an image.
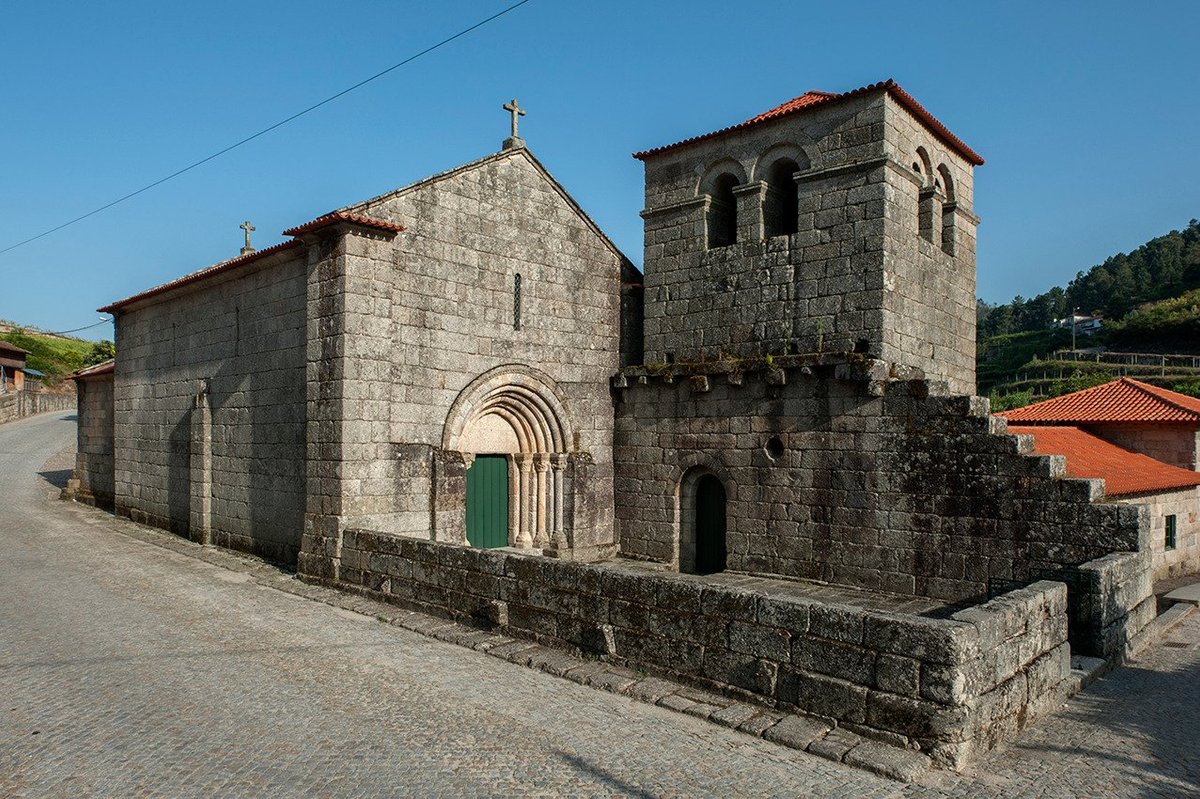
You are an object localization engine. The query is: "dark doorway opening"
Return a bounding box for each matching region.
[693,474,727,574]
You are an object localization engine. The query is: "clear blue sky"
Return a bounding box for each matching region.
[1,1,1197,341]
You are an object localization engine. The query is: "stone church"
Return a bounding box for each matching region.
[70,80,1165,768]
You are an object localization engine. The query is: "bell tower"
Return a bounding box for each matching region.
[632,80,982,394]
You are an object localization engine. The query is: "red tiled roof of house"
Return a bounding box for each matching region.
[70,359,114,379]
[999,378,1200,424]
[633,79,984,165]
[1008,424,1200,497]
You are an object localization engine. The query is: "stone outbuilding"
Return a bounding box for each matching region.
[1007,423,1200,581]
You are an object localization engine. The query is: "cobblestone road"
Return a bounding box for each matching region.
[2,412,1199,798]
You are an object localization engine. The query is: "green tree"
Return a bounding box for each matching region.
[84,340,115,366]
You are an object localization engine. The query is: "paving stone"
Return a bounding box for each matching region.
[625,677,682,705]
[739,711,786,737]
[586,665,640,694]
[562,660,609,685]
[807,727,863,763]
[711,702,761,729]
[844,740,931,783]
[526,647,580,677]
[681,701,723,721]
[658,693,698,713]
[762,714,833,750]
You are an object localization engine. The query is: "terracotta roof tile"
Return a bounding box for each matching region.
[98,239,304,313]
[99,212,402,313]
[70,359,114,379]
[0,341,29,356]
[633,79,984,165]
[999,378,1200,424]
[1007,424,1200,497]
[281,211,405,237]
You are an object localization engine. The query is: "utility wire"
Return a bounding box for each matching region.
[0,0,535,258]
[47,318,114,336]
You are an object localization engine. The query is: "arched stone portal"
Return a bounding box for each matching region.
[444,366,575,550]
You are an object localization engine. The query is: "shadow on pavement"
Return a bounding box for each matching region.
[37,468,72,490]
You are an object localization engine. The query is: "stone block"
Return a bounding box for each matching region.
[728,620,790,662]
[806,727,862,763]
[777,667,867,724]
[875,654,920,697]
[808,604,865,644]
[762,714,832,750]
[843,739,931,782]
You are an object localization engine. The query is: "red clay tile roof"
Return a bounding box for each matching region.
[70,359,114,379]
[1008,424,1200,497]
[98,239,304,313]
[633,79,984,165]
[999,378,1200,424]
[281,211,405,237]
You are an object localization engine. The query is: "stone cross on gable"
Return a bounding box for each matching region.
[240,220,256,255]
[502,98,526,151]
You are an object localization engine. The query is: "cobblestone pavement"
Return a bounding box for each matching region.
[2,412,1199,798]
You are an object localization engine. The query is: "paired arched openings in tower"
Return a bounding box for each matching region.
[706,173,739,248]
[914,147,957,256]
[762,157,800,239]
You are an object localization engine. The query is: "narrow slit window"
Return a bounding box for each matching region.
[1165,514,1177,550]
[514,273,522,330]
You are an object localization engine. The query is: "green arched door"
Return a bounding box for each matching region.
[466,455,509,548]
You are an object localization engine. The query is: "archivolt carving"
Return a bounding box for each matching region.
[443,365,575,550]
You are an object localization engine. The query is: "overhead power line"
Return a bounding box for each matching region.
[48,318,114,336]
[0,0,535,258]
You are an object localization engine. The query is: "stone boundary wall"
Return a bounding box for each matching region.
[0,391,75,425]
[1074,550,1155,660]
[307,531,1074,769]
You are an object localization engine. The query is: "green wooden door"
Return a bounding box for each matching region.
[466,455,509,548]
[694,475,727,574]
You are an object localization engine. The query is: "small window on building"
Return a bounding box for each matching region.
[707,173,739,248]
[1166,514,1177,550]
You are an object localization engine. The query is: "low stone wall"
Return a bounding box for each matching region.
[0,391,75,425]
[307,531,1074,769]
[1074,550,1155,660]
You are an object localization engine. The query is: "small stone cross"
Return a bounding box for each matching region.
[502,98,526,150]
[239,220,256,255]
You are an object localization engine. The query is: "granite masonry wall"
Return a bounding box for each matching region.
[314,531,1073,769]
[112,248,309,565]
[1116,488,1200,582]
[637,89,977,395]
[301,148,625,575]
[1090,422,1200,471]
[0,390,75,425]
[612,360,1153,657]
[69,374,114,507]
